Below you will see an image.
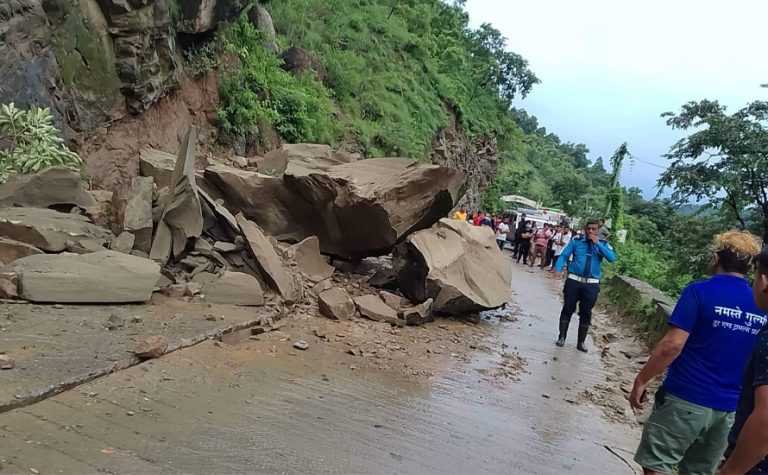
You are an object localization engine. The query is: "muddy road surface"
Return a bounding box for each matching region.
[0,259,642,474]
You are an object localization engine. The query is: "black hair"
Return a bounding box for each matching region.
[717,247,755,275]
[757,247,768,275]
[585,219,599,227]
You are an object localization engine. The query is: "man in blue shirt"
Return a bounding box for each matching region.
[553,219,617,352]
[720,246,768,475]
[629,231,763,475]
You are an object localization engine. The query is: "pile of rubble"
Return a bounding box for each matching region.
[0,126,512,335]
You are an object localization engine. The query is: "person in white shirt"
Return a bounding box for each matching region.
[550,225,572,271]
[495,219,510,251]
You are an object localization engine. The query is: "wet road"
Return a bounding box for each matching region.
[0,259,640,474]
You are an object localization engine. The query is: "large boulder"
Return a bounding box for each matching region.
[0,207,113,252]
[5,251,160,303]
[178,0,247,34]
[393,219,511,315]
[281,46,325,83]
[0,167,96,209]
[205,156,466,259]
[202,270,264,306]
[247,5,277,52]
[236,214,298,302]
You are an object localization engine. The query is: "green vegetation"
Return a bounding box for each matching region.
[217,16,340,145]
[0,103,82,182]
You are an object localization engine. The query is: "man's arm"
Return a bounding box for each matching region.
[595,240,617,262]
[629,327,690,408]
[719,386,768,475]
[554,240,575,272]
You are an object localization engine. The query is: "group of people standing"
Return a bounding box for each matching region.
[454,203,768,474]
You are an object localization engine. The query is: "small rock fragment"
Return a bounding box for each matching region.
[0,354,15,369]
[106,314,125,330]
[294,340,309,351]
[161,284,186,299]
[134,335,168,359]
[0,272,19,299]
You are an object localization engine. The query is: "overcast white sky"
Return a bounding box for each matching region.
[464,0,768,197]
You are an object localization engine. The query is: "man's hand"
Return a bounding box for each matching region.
[550,270,564,280]
[629,378,647,409]
[589,234,599,245]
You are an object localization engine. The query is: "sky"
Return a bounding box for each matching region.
[464,0,768,198]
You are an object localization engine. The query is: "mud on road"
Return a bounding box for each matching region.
[0,257,646,474]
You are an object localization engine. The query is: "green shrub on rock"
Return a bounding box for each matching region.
[0,103,82,182]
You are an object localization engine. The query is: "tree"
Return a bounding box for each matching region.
[659,98,768,242]
[465,23,540,105]
[550,174,589,215]
[605,142,630,231]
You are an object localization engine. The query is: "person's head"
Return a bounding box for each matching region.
[563,225,570,234]
[460,206,465,213]
[598,219,605,227]
[708,231,761,276]
[584,220,600,238]
[753,247,768,311]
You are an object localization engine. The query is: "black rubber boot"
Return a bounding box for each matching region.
[577,325,589,353]
[556,320,569,347]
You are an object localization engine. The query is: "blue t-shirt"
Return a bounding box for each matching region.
[664,274,767,412]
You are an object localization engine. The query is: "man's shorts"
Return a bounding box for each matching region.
[634,389,734,475]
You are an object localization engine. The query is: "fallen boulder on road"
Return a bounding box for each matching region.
[202,270,265,306]
[318,288,355,320]
[394,219,511,315]
[5,251,160,303]
[0,207,112,252]
[353,294,404,327]
[0,166,96,210]
[205,156,466,259]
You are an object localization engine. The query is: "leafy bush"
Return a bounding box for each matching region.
[183,43,220,79]
[605,240,690,296]
[217,16,340,145]
[0,103,81,182]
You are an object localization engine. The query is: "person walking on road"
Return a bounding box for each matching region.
[718,246,768,475]
[552,220,616,352]
[530,224,552,268]
[551,225,571,271]
[495,218,510,251]
[628,231,763,475]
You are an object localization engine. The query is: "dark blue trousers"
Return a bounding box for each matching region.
[559,278,600,327]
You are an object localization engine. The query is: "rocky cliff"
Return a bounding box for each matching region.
[430,106,499,213]
[1,2,500,204]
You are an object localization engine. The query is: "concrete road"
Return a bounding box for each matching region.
[0,259,641,474]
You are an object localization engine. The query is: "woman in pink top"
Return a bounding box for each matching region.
[530,224,553,268]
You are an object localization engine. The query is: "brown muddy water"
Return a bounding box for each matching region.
[0,260,640,474]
